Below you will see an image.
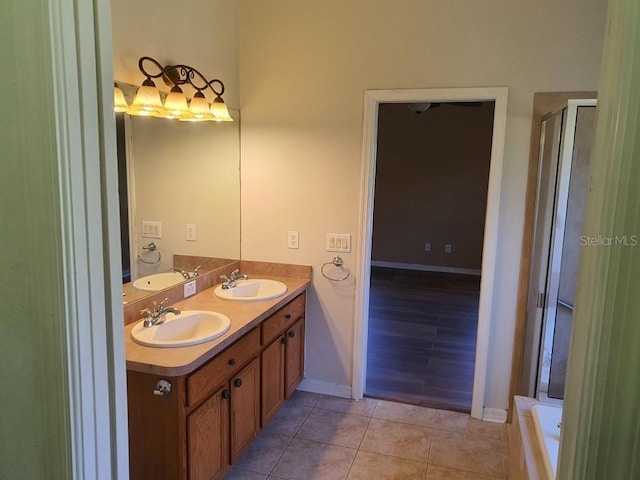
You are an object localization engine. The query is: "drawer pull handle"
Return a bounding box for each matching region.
[281,337,288,345]
[222,389,230,400]
[228,358,236,366]
[234,378,243,388]
[288,330,296,338]
[285,314,291,319]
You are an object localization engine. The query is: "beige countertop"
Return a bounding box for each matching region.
[125,275,310,377]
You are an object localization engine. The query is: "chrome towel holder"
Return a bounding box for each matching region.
[321,256,350,282]
[137,241,162,265]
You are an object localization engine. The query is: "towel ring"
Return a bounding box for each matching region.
[321,256,350,282]
[137,241,162,265]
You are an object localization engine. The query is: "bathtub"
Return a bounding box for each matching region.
[531,404,563,480]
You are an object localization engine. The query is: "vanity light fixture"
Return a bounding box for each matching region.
[113,83,129,113]
[115,56,233,122]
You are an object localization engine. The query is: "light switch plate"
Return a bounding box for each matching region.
[142,221,162,239]
[327,233,351,252]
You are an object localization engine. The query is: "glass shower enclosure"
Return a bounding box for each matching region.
[522,99,596,401]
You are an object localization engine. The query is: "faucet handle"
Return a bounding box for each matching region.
[193,266,201,277]
[230,268,240,280]
[140,308,153,318]
[158,298,169,310]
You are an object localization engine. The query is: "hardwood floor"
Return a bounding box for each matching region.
[365,267,480,412]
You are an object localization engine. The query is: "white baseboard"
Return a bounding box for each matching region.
[371,260,482,276]
[483,407,508,423]
[297,378,352,399]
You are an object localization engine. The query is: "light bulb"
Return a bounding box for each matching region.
[128,79,165,116]
[113,84,129,113]
[164,85,192,119]
[210,96,234,122]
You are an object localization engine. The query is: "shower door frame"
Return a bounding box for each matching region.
[526,99,597,400]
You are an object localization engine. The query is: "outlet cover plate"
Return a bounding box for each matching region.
[288,231,299,249]
[184,280,197,298]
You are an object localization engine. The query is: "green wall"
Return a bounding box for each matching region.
[560,0,640,478]
[0,1,71,478]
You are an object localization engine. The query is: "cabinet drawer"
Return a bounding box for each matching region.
[187,328,260,408]
[261,293,306,346]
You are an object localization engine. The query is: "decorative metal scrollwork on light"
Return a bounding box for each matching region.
[114,56,233,122]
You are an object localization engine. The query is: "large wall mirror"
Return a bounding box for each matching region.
[115,83,240,301]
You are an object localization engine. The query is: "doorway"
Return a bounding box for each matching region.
[353,88,508,419]
[364,101,494,412]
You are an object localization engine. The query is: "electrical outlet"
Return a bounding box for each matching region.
[424,243,431,252]
[186,224,196,241]
[445,244,452,253]
[288,231,299,249]
[327,233,351,252]
[184,280,197,298]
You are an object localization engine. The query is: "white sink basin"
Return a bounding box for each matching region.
[214,279,288,301]
[132,272,185,291]
[131,310,231,348]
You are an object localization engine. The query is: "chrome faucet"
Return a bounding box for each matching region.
[171,267,191,279]
[140,298,181,327]
[219,269,249,289]
[192,266,201,277]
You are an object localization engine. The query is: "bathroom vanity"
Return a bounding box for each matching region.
[125,270,309,480]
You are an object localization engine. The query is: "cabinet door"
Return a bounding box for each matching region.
[285,318,305,398]
[230,358,260,463]
[127,372,184,480]
[261,336,285,426]
[187,386,230,480]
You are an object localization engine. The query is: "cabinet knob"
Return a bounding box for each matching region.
[281,337,288,345]
[288,330,296,338]
[222,389,230,400]
[228,358,236,366]
[285,314,291,319]
[153,380,172,396]
[234,378,243,388]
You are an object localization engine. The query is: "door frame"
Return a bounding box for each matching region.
[49,0,129,476]
[353,87,508,419]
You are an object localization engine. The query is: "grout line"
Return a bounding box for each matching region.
[264,433,294,477]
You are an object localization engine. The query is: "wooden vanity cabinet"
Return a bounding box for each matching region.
[261,293,306,426]
[127,291,306,480]
[187,384,229,480]
[187,357,260,480]
[128,327,261,480]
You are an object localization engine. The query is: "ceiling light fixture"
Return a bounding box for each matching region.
[115,56,233,122]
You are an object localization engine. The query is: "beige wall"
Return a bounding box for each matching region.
[238,0,607,410]
[111,0,241,277]
[129,115,241,277]
[372,102,494,270]
[111,0,239,108]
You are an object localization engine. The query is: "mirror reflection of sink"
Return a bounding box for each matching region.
[132,272,185,291]
[214,279,288,301]
[131,310,231,348]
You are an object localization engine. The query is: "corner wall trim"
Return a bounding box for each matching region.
[483,408,508,423]
[371,261,482,276]
[298,378,352,399]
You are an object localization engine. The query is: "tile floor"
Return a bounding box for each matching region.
[225,391,510,480]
